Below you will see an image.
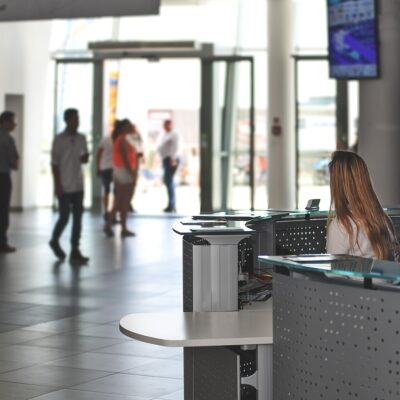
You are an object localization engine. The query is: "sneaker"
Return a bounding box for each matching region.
[0,244,16,253]
[49,240,65,259]
[121,230,136,238]
[70,248,89,263]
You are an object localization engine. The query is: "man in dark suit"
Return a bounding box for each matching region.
[0,111,19,253]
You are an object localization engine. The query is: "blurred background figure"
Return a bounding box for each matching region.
[96,131,114,221]
[126,122,143,213]
[0,111,19,253]
[142,134,157,193]
[158,119,179,213]
[105,119,137,238]
[49,108,89,263]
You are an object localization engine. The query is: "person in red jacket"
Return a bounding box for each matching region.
[104,119,137,238]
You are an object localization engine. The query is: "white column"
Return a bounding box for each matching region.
[267,0,296,209]
[359,0,400,206]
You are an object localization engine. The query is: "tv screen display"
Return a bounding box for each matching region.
[327,0,379,79]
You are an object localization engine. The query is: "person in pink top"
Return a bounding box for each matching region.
[104,119,137,238]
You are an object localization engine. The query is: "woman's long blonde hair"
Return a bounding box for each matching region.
[328,150,395,260]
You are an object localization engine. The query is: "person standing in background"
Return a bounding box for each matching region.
[104,119,137,238]
[126,122,143,213]
[158,119,179,213]
[96,133,114,221]
[49,109,89,263]
[0,111,19,253]
[142,135,157,193]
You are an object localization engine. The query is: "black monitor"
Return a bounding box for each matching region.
[327,0,379,79]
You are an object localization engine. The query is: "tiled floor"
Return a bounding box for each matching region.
[0,210,183,400]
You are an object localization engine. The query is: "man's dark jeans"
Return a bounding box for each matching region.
[0,173,12,246]
[163,157,178,210]
[51,191,84,248]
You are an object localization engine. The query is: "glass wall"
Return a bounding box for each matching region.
[294,0,359,210]
[43,0,357,212]
[293,0,328,52]
[39,62,93,207]
[112,58,201,214]
[296,59,336,211]
[45,0,268,213]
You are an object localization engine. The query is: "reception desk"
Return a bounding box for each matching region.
[259,254,400,400]
[120,208,400,400]
[120,214,277,400]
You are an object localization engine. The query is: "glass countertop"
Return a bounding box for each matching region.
[191,210,292,221]
[176,208,400,234]
[173,219,254,235]
[245,210,328,225]
[258,254,400,281]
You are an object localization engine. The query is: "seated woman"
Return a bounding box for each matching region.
[327,150,397,260]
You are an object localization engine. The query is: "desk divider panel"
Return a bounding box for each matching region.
[183,236,209,312]
[184,347,240,400]
[274,219,327,255]
[183,235,253,312]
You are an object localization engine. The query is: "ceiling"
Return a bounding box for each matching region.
[0,0,160,21]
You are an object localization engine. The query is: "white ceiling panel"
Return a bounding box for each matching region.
[0,0,160,21]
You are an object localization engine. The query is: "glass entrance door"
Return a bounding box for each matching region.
[41,60,94,208]
[113,58,201,215]
[50,52,257,214]
[200,56,256,212]
[295,57,336,210]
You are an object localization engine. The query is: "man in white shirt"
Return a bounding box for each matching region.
[49,109,89,263]
[158,119,179,212]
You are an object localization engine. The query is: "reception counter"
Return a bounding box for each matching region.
[259,254,400,400]
[120,209,400,400]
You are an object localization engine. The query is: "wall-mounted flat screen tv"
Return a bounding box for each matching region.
[327,0,379,79]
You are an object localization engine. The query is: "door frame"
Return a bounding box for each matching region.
[200,55,255,212]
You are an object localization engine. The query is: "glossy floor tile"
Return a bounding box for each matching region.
[159,390,184,400]
[0,210,183,399]
[0,381,55,400]
[95,340,182,359]
[33,389,149,400]
[0,365,111,388]
[72,373,183,398]
[45,352,156,373]
[122,359,183,379]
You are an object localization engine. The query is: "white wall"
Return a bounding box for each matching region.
[0,21,52,208]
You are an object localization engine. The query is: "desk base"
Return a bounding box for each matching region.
[184,345,272,400]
